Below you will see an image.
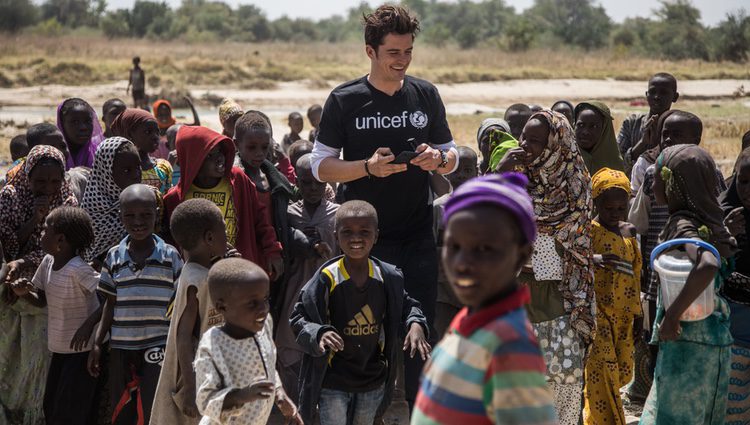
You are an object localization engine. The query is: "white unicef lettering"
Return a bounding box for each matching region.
[354,111,414,130]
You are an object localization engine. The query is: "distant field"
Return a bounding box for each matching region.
[1,35,750,89]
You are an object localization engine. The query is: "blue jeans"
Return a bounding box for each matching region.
[318,384,385,425]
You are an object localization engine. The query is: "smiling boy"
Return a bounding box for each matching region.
[311,4,458,409]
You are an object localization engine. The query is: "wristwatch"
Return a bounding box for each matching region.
[438,150,448,168]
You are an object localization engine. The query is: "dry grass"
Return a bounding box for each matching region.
[1,35,749,88]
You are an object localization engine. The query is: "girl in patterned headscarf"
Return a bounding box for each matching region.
[583,168,642,425]
[218,98,244,138]
[57,97,105,169]
[640,144,734,425]
[517,109,595,425]
[0,145,77,424]
[81,137,142,263]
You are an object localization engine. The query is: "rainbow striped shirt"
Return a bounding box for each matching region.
[412,286,558,425]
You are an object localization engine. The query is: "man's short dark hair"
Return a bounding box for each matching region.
[363,5,420,48]
[170,198,225,250]
[26,123,60,148]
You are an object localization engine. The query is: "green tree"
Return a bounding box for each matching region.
[100,9,130,37]
[130,1,170,37]
[505,16,536,51]
[235,4,272,41]
[711,9,750,62]
[527,0,612,49]
[42,0,100,27]
[650,0,709,59]
[0,0,38,32]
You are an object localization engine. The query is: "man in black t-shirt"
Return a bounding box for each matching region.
[310,4,458,410]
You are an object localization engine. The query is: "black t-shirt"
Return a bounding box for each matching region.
[322,259,387,392]
[317,75,453,243]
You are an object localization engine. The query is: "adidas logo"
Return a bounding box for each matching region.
[344,305,380,336]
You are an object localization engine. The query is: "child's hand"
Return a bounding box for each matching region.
[268,256,284,282]
[619,221,637,238]
[241,379,274,402]
[319,330,344,353]
[172,386,199,418]
[4,260,23,284]
[314,242,333,259]
[495,147,530,172]
[9,278,33,297]
[275,388,303,425]
[658,313,682,341]
[87,344,103,377]
[224,243,242,259]
[32,195,50,222]
[725,207,746,237]
[404,323,431,361]
[70,320,96,352]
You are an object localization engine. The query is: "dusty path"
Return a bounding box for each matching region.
[1,78,747,115]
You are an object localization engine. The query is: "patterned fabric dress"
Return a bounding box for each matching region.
[522,110,595,425]
[0,146,77,425]
[640,145,734,425]
[584,221,642,425]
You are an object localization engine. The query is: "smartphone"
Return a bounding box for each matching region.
[391,151,420,165]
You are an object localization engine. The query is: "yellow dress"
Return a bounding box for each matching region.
[583,220,642,425]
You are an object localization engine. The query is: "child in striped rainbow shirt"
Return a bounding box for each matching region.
[412,173,558,425]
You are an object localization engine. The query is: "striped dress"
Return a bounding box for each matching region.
[412,286,558,425]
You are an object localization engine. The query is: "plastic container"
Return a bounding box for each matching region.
[650,239,720,322]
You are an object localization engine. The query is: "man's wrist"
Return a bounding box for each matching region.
[364,159,373,178]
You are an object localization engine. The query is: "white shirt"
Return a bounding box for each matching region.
[32,255,100,353]
[195,319,282,425]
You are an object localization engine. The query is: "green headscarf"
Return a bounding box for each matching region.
[574,101,625,174]
[487,129,519,172]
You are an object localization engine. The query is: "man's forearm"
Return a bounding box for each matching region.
[317,157,367,183]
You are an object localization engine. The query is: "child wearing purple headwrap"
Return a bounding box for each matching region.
[56,98,104,169]
[412,173,558,425]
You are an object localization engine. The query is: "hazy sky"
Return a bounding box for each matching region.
[106,0,747,26]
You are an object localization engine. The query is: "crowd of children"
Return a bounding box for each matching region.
[1,52,749,425]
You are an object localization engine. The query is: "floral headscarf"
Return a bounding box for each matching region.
[591,167,631,199]
[81,137,136,261]
[218,98,244,127]
[0,145,77,264]
[657,144,735,258]
[56,98,105,169]
[524,110,596,344]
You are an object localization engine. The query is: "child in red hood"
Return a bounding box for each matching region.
[163,126,283,279]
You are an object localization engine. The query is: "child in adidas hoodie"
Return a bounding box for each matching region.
[290,200,430,425]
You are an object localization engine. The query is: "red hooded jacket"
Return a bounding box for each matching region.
[163,126,282,268]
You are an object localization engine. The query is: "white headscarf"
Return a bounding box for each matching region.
[82,137,135,261]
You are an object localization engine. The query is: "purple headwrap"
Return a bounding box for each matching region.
[444,172,537,243]
[56,98,104,170]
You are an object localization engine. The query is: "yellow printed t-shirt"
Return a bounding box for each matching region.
[185,178,238,245]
